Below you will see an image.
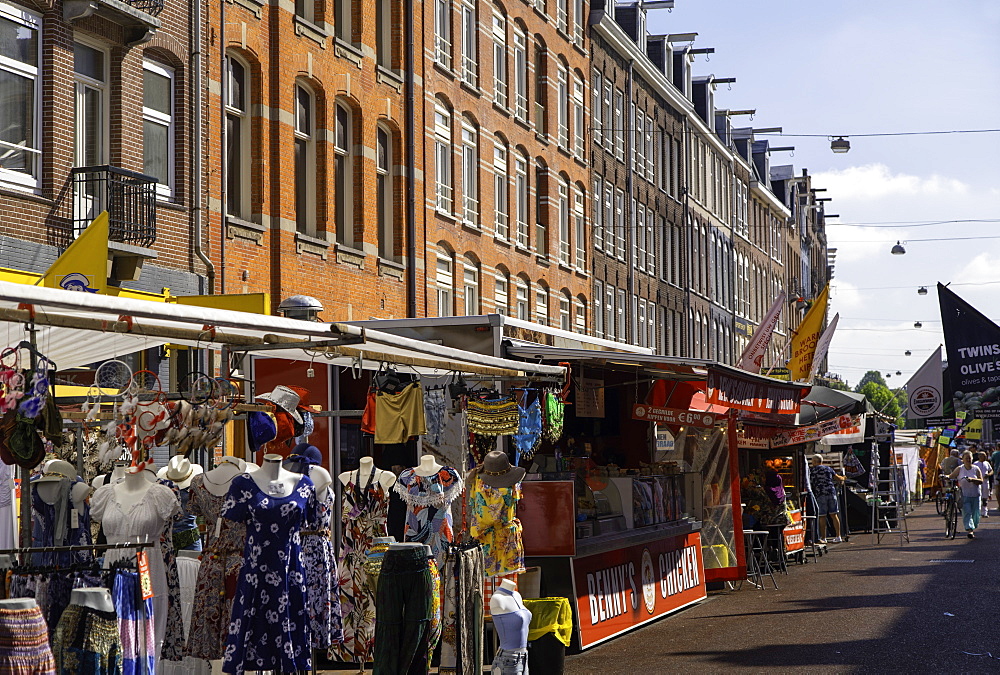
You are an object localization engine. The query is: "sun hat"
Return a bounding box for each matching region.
[35,459,77,483]
[164,455,203,489]
[478,450,526,489]
[256,386,303,424]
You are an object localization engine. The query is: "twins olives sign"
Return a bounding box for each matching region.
[938,284,1000,419]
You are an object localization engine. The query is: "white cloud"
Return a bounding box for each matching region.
[813,164,969,201]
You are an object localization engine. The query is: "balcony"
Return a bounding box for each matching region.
[64,0,162,45]
[72,166,157,248]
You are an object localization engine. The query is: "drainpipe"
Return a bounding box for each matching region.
[404,0,417,317]
[625,60,635,343]
[681,119,691,357]
[218,0,227,293]
[190,0,215,293]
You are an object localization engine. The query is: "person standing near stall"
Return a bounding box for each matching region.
[974,451,993,518]
[949,451,984,539]
[808,454,845,543]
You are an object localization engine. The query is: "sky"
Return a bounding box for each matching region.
[648,1,1000,387]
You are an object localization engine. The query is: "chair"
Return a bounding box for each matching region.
[740,530,778,590]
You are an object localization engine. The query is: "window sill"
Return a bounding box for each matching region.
[294,16,329,46]
[377,66,404,90]
[532,6,549,23]
[572,40,588,58]
[226,216,265,245]
[0,182,48,203]
[156,199,187,212]
[295,232,330,259]
[512,115,531,131]
[535,255,551,266]
[535,132,549,145]
[461,220,482,234]
[494,236,512,247]
[556,146,573,159]
[557,261,573,273]
[334,38,364,67]
[435,208,459,223]
[493,101,510,116]
[573,155,588,169]
[334,241,366,268]
[433,61,457,80]
[514,243,531,255]
[378,257,405,280]
[459,80,482,97]
[226,0,263,17]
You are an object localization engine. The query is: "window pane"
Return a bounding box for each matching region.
[296,87,311,135]
[226,113,242,215]
[295,138,308,230]
[377,128,388,171]
[80,85,103,167]
[143,68,170,115]
[74,43,103,81]
[336,105,349,150]
[228,58,245,111]
[0,16,37,67]
[0,71,34,174]
[142,119,168,183]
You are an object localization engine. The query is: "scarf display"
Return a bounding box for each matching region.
[466,398,519,436]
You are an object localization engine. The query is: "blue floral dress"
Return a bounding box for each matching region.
[221,474,316,674]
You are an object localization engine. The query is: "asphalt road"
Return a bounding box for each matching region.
[565,502,1000,674]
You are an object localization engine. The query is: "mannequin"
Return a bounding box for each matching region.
[177,549,202,560]
[142,460,159,483]
[490,579,531,674]
[69,587,114,613]
[387,542,433,556]
[249,453,302,498]
[114,467,155,513]
[35,461,90,511]
[413,454,443,477]
[0,597,36,609]
[92,461,128,490]
[339,456,396,492]
[201,455,246,497]
[311,464,332,501]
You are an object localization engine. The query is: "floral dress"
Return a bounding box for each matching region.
[468,476,525,577]
[221,474,316,675]
[301,486,343,650]
[330,470,389,665]
[394,467,464,558]
[155,479,190,663]
[184,474,247,661]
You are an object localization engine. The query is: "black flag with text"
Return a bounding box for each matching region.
[938,283,1000,419]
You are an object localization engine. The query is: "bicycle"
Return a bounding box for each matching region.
[935,488,946,515]
[943,484,960,539]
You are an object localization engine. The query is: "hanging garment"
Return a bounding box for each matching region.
[466,398,519,437]
[91,483,179,664]
[111,570,155,675]
[0,604,56,675]
[374,384,428,445]
[394,468,464,559]
[154,479,192,663]
[510,397,542,465]
[468,477,524,577]
[439,544,485,675]
[170,487,202,552]
[331,469,390,665]
[423,388,447,446]
[301,487,344,650]
[160,556,210,675]
[183,474,246,661]
[0,461,14,551]
[52,604,123,675]
[372,547,435,675]
[362,390,377,436]
[221,474,316,675]
[542,392,564,443]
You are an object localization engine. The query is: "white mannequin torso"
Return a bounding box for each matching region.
[201,458,245,497]
[114,470,155,513]
[413,454,443,477]
[310,465,332,502]
[70,587,114,613]
[249,454,302,498]
[490,579,525,616]
[35,481,90,511]
[0,598,36,610]
[91,463,127,490]
[339,457,396,491]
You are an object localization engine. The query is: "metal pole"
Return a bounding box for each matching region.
[18,323,37,548]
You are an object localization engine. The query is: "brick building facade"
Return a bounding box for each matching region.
[0,0,202,294]
[204,0,419,321]
[418,0,592,331]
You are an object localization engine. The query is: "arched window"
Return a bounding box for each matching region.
[334,101,353,244]
[494,269,510,316]
[435,101,453,212]
[376,125,395,260]
[461,116,478,226]
[494,137,509,239]
[294,82,316,235]
[514,149,529,247]
[515,276,530,320]
[575,295,587,334]
[535,282,549,326]
[225,53,251,220]
[573,183,585,266]
[462,257,480,315]
[436,248,454,317]
[559,290,571,331]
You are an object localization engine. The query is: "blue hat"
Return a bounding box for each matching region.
[291,443,322,465]
[247,411,277,454]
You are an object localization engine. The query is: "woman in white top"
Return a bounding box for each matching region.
[949,450,984,538]
[974,451,993,518]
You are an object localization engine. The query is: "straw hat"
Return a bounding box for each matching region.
[164,455,203,489]
[256,386,303,424]
[478,451,526,489]
[35,459,77,483]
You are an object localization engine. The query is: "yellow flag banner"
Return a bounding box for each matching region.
[788,284,830,381]
[38,212,109,294]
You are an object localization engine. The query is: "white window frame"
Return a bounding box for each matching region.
[73,39,108,169]
[573,185,585,267]
[593,176,603,250]
[375,0,390,66]
[143,59,175,200]
[535,285,549,326]
[635,201,645,272]
[293,84,317,235]
[436,250,455,316]
[512,27,527,121]
[463,260,479,315]
[493,139,509,240]
[435,103,453,213]
[603,83,612,152]
[603,182,613,255]
[637,298,646,348]
[435,0,452,69]
[635,111,644,178]
[592,71,602,147]
[514,152,529,248]
[574,297,586,334]
[557,177,570,265]
[223,53,250,220]
[556,64,569,148]
[460,3,477,86]
[334,102,353,244]
[614,188,625,258]
[646,209,655,273]
[556,0,567,33]
[573,0,584,43]
[605,285,615,340]
[376,126,395,260]
[613,88,624,161]
[559,293,571,331]
[594,281,604,338]
[616,288,626,342]
[572,74,584,158]
[516,278,530,320]
[492,12,507,108]
[0,4,41,190]
[461,119,478,225]
[495,272,509,316]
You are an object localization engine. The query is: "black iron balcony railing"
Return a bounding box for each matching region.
[71,165,157,248]
[125,0,164,16]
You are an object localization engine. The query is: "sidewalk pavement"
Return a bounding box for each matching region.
[565,503,1000,674]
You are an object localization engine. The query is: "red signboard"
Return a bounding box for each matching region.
[632,404,718,428]
[783,509,805,553]
[572,531,706,649]
[706,370,803,415]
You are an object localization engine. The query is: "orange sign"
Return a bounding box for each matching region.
[137,550,154,599]
[572,532,706,649]
[632,405,718,428]
[783,509,805,553]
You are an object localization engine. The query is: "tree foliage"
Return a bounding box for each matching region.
[855,370,887,393]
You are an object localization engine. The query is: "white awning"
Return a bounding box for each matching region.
[0,280,565,378]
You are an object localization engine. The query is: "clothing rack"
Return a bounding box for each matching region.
[0,541,154,556]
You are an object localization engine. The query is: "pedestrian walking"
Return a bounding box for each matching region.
[949,451,984,538]
[809,454,845,543]
[974,451,993,517]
